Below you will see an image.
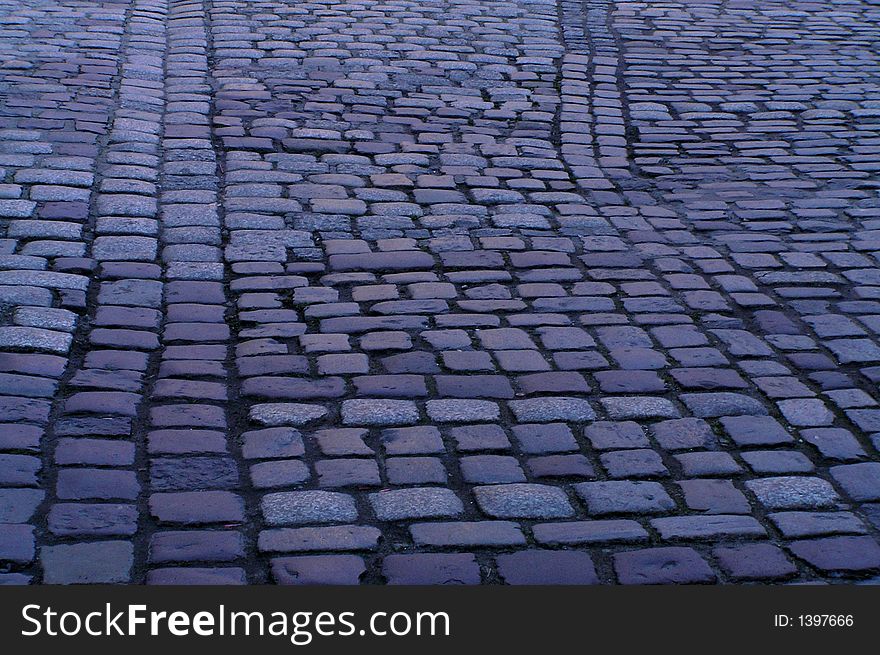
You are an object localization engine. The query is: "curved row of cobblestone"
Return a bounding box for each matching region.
[1,0,879,584]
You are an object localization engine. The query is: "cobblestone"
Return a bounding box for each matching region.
[2,0,880,585]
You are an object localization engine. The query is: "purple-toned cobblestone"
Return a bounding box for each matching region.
[1,0,879,585]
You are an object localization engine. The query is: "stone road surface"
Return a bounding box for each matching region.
[1,0,880,584]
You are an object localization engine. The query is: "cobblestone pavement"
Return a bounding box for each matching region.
[1,0,880,585]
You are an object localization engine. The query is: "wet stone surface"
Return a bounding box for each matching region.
[1,0,879,584]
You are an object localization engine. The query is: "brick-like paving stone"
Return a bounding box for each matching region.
[1,0,880,585]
